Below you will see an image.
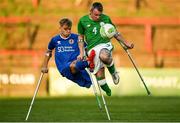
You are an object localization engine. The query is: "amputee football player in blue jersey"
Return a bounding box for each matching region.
[41,18,95,88]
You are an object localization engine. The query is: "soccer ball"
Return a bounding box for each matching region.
[100,23,117,39]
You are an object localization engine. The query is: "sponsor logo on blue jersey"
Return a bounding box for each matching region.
[57,46,75,52]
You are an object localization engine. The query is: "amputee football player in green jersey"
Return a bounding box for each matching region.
[77,2,134,96]
[78,12,112,51]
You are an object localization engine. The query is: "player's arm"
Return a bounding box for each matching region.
[41,49,52,73]
[114,32,134,50]
[41,37,55,73]
[77,19,86,60]
[77,35,85,60]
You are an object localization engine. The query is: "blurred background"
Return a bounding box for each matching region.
[0,0,180,97]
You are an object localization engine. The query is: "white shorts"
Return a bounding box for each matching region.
[88,42,113,74]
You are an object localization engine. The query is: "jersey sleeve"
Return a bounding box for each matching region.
[77,19,84,35]
[48,37,56,50]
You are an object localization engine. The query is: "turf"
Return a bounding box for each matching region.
[0,96,180,122]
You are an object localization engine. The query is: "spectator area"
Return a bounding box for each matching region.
[0,0,179,69]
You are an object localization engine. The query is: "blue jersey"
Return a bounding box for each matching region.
[48,33,79,73]
[48,33,92,88]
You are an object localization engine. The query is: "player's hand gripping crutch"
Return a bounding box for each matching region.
[86,68,102,110]
[25,72,44,121]
[119,40,151,95]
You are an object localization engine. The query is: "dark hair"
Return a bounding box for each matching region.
[59,18,72,27]
[91,2,103,12]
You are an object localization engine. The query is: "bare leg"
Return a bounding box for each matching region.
[99,48,120,85]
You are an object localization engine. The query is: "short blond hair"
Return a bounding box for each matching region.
[59,18,72,27]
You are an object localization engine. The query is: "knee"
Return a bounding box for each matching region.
[75,60,89,71]
[99,49,112,65]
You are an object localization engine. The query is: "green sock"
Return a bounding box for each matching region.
[107,64,116,75]
[100,83,111,96]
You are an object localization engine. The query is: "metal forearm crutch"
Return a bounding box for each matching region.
[119,41,151,95]
[86,68,110,120]
[86,68,102,110]
[25,73,44,121]
[96,81,111,121]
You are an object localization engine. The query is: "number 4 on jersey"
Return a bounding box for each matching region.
[93,27,97,35]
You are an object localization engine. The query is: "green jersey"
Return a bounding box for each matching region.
[78,14,113,51]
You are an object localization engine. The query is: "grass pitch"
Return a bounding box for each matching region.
[0,96,180,122]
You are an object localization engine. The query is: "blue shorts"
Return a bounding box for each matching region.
[59,64,92,88]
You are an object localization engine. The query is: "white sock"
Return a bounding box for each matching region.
[97,79,106,86]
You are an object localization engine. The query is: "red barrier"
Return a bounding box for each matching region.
[0,17,30,24]
[0,50,42,56]
[157,50,180,57]
[112,17,180,52]
[0,50,44,69]
[0,17,179,67]
[113,18,180,25]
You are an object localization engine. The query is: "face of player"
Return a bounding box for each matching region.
[60,24,71,38]
[90,8,102,21]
